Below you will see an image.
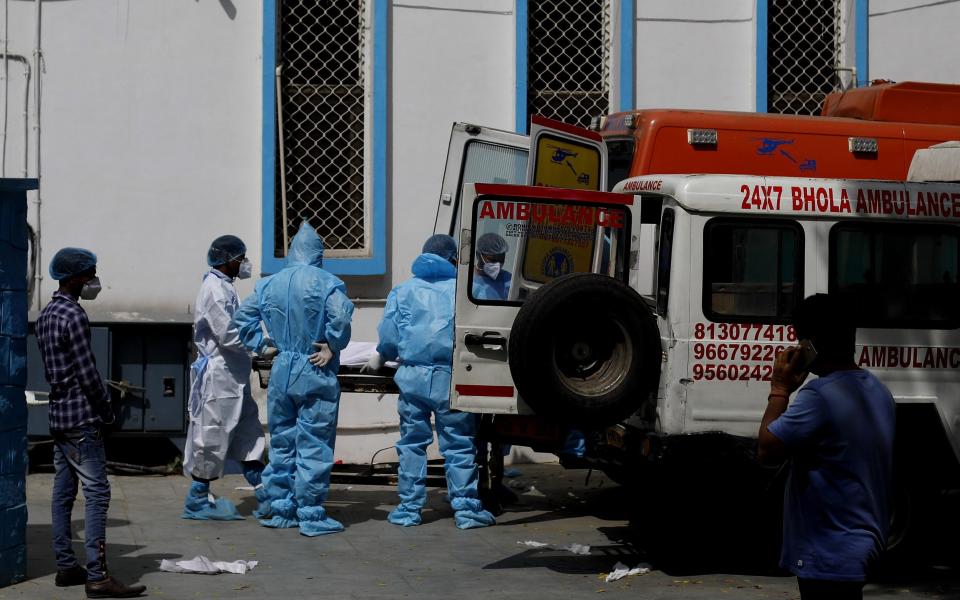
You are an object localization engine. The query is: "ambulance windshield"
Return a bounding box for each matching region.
[606,138,635,191]
[469,197,630,305]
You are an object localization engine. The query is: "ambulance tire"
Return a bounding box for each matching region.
[508,273,660,427]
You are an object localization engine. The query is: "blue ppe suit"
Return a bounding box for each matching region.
[378,253,495,529]
[234,223,354,536]
[472,269,512,301]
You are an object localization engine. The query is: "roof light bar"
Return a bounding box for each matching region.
[623,114,636,129]
[687,128,718,146]
[848,137,878,153]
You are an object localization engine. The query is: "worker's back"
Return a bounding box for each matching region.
[381,253,456,369]
[256,264,347,355]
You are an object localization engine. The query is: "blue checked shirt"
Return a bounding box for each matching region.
[35,292,113,432]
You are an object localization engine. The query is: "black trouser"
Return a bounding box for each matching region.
[798,578,864,600]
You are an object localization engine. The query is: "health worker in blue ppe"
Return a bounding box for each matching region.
[182,235,267,521]
[472,232,512,301]
[367,234,495,529]
[234,222,354,536]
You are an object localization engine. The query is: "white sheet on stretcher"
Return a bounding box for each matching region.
[339,341,398,368]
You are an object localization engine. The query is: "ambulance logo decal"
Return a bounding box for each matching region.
[753,137,817,174]
[543,247,574,279]
[546,144,592,186]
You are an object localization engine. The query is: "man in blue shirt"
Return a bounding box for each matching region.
[759,294,895,600]
[36,248,146,598]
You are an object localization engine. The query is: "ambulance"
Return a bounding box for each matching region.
[435,102,960,549]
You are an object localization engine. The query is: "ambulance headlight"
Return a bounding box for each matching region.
[687,128,718,146]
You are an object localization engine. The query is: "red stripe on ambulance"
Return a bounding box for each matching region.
[455,385,515,397]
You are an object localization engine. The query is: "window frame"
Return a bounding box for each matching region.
[448,139,530,238]
[828,222,960,330]
[261,0,387,276]
[701,217,805,325]
[467,195,632,307]
[655,208,675,317]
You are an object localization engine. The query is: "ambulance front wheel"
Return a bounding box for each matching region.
[508,273,661,428]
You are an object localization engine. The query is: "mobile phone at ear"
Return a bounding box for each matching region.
[798,340,817,370]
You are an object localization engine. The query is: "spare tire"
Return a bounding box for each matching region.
[508,273,661,427]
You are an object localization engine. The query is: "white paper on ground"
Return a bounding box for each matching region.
[517,541,591,555]
[159,555,259,575]
[605,561,653,582]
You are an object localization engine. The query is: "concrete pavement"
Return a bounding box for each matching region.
[2,464,957,599]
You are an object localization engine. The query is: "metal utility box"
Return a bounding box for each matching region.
[26,324,190,437]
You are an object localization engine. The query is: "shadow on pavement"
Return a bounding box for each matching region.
[490,461,960,595]
[25,523,175,583]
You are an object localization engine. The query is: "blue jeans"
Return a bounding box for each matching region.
[52,423,110,582]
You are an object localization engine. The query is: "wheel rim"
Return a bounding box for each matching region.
[552,316,633,398]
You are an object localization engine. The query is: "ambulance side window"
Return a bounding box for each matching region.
[703,219,803,323]
[829,223,960,328]
[655,209,675,316]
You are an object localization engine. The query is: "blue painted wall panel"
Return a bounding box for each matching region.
[0,179,34,588]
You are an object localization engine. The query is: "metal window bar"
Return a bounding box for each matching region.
[768,0,841,115]
[528,0,612,130]
[275,0,370,257]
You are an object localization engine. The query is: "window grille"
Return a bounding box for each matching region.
[768,0,842,115]
[528,0,612,129]
[276,0,370,257]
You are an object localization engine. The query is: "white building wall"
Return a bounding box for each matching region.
[868,0,960,84]
[633,0,756,111]
[389,0,516,281]
[5,1,263,317]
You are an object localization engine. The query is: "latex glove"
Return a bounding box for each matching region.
[260,345,279,360]
[360,353,383,374]
[309,343,333,368]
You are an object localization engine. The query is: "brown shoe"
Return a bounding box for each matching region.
[85,576,146,598]
[55,565,87,587]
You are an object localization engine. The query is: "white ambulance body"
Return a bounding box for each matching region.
[449,173,960,492]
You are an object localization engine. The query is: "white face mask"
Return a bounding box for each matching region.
[482,262,502,280]
[80,276,102,300]
[237,258,253,280]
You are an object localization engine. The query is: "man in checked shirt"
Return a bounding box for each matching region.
[36,248,145,598]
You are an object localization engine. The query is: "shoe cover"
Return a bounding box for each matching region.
[454,508,496,529]
[182,482,244,521]
[258,498,298,528]
[387,504,422,527]
[452,497,495,529]
[243,465,263,487]
[252,485,272,519]
[258,515,299,528]
[297,506,344,536]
